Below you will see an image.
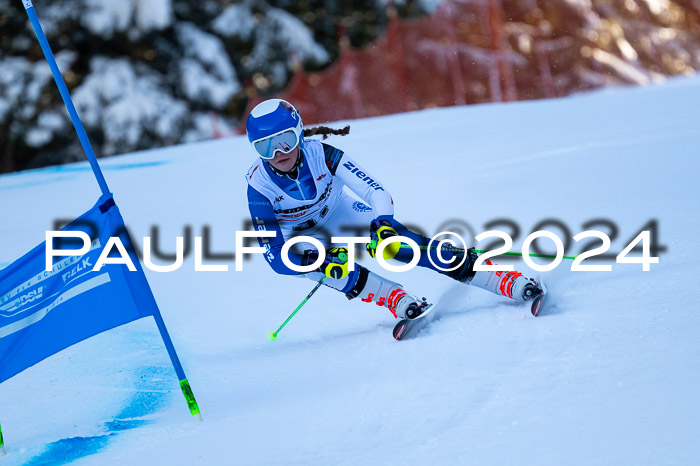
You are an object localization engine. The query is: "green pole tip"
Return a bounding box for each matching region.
[268,332,278,341]
[179,378,201,417]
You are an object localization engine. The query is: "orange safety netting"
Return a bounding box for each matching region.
[237,0,699,129]
[242,1,531,128]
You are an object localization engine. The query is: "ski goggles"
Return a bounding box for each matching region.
[251,129,300,160]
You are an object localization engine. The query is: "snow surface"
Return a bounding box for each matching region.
[377,0,444,13]
[1,77,700,465]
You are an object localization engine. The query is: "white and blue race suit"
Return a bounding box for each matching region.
[245,138,462,294]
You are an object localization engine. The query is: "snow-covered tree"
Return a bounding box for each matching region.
[0,0,336,172]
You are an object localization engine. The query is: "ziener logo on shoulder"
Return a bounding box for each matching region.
[342,161,385,191]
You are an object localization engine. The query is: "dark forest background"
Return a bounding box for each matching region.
[0,0,698,173]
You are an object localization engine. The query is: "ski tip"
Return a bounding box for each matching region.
[268,332,278,341]
[393,321,408,340]
[531,294,545,317]
[529,276,549,317]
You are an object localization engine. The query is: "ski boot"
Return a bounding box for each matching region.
[392,292,430,320]
[344,267,431,319]
[443,247,546,311]
[522,278,544,301]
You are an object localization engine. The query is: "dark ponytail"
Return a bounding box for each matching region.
[303,125,350,140]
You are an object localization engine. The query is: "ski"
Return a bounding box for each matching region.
[393,278,548,340]
[392,304,437,341]
[530,279,549,317]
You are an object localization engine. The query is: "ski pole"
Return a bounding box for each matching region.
[400,244,578,260]
[269,276,327,341]
[471,249,578,261]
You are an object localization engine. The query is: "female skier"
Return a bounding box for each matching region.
[245,99,543,320]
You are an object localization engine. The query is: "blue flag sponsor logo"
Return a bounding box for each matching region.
[0,194,159,383]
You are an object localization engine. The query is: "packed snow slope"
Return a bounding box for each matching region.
[1,77,699,465]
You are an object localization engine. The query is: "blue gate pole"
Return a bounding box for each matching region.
[0,420,5,456]
[21,0,201,420]
[22,0,110,196]
[153,313,202,420]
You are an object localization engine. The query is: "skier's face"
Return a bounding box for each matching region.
[268,146,299,173]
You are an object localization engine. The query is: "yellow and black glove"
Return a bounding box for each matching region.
[366,219,401,260]
[303,247,350,279]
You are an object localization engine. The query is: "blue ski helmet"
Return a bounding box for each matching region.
[246,99,304,159]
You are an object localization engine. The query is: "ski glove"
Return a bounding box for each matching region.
[367,218,400,260]
[302,247,350,279]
